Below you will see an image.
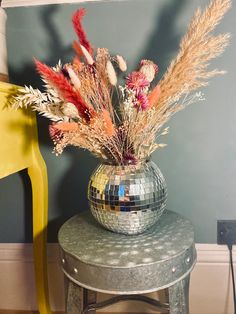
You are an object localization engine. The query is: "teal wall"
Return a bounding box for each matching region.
[0,0,235,243]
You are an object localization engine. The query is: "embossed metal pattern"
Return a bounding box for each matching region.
[58,211,196,294]
[88,161,167,234]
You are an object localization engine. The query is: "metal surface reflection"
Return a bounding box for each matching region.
[88,161,167,234]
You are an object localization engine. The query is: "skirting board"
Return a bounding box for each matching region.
[2,0,118,8]
[0,243,234,314]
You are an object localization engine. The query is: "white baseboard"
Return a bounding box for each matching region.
[0,243,64,312]
[0,243,234,313]
[2,0,117,8]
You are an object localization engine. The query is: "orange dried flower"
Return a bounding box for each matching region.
[102,109,115,136]
[72,40,83,58]
[54,122,79,132]
[148,85,161,107]
[72,57,83,72]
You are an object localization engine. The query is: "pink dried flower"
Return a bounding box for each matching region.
[49,123,63,143]
[126,71,149,91]
[134,92,150,111]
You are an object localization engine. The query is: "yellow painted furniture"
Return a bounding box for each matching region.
[0,81,52,314]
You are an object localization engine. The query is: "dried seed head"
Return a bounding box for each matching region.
[62,102,79,118]
[80,44,94,65]
[116,55,127,71]
[106,60,117,86]
[67,67,81,90]
[139,60,158,82]
[157,143,167,148]
[161,127,169,136]
[140,65,155,82]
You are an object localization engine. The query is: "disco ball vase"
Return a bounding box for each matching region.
[88,160,167,235]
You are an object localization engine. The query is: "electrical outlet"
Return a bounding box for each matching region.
[217,220,236,245]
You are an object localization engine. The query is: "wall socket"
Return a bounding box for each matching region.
[217,220,236,245]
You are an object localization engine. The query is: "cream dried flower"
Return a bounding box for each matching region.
[80,44,94,65]
[62,102,79,118]
[67,67,81,90]
[106,60,117,86]
[116,55,127,72]
[139,60,158,83]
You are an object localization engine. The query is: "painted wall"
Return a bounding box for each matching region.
[0,0,235,243]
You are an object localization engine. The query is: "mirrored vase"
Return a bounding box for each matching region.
[88,160,167,235]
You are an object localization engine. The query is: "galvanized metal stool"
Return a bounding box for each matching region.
[58,210,196,314]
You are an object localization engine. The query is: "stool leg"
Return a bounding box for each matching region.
[64,276,84,314]
[168,275,190,314]
[84,289,97,313]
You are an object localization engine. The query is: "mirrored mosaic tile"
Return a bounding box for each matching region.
[88,161,167,234]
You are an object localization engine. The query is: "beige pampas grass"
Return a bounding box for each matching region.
[156,0,231,110]
[12,1,232,165]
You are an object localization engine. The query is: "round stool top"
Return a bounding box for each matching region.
[58,210,196,294]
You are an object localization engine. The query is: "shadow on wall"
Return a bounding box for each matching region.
[9,5,98,241]
[9,5,73,86]
[140,0,187,78]
[8,0,187,242]
[49,150,98,241]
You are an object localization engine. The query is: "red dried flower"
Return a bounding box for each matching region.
[122,152,138,165]
[126,71,149,91]
[35,59,95,121]
[72,8,93,55]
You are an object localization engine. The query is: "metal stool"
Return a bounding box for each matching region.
[58,210,196,314]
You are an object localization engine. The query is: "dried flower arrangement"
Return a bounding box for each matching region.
[12,0,231,165]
